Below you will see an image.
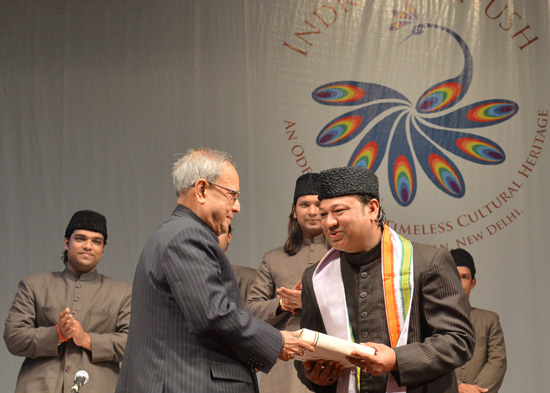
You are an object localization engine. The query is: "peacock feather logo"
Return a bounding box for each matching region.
[312,1,519,206]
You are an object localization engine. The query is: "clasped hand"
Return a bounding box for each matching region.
[58,308,92,350]
[276,279,302,314]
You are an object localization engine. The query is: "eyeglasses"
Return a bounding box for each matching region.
[208,181,241,203]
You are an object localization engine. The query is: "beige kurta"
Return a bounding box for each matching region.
[245,234,328,393]
[455,307,507,393]
[231,265,258,303]
[4,268,131,393]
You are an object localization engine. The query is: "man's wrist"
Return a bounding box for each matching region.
[56,324,69,343]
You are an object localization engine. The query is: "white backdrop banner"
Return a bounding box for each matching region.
[249,0,547,249]
[1,1,548,392]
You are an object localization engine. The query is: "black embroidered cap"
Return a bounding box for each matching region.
[450,248,476,278]
[65,210,108,242]
[293,173,321,204]
[318,166,379,201]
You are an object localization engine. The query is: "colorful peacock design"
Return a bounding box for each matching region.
[312,1,519,206]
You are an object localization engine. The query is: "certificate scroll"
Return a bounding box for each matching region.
[295,328,375,368]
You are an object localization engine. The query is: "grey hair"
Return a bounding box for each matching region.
[172,148,236,194]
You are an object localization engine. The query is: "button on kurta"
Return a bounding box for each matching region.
[73,297,80,302]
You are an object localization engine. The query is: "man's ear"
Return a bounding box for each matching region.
[368,199,380,218]
[194,179,208,203]
[64,237,69,251]
[471,277,477,290]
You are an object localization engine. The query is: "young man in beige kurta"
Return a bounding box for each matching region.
[246,173,329,393]
[4,210,131,393]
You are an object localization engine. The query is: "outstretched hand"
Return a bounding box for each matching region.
[345,342,397,376]
[279,330,315,361]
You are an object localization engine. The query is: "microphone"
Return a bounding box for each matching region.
[70,370,89,393]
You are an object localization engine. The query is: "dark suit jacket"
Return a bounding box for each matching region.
[116,205,282,393]
[296,243,475,393]
[455,307,506,392]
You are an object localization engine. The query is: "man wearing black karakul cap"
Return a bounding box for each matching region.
[295,166,475,393]
[4,210,132,393]
[246,172,329,393]
[451,248,507,393]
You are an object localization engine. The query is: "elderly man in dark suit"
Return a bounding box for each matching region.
[295,166,475,393]
[116,147,313,393]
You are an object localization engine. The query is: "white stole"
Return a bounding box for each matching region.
[312,234,412,393]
